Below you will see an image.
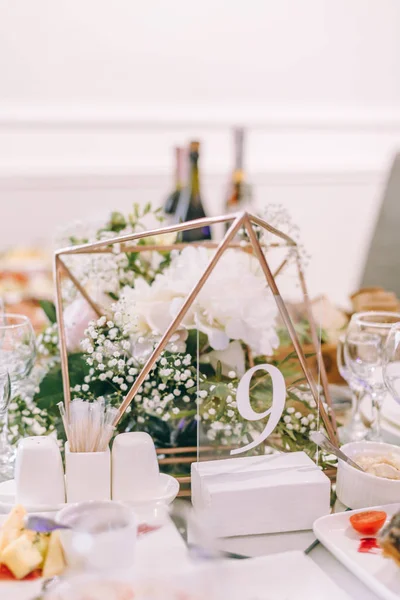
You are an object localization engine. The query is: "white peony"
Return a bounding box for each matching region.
[115,246,279,356]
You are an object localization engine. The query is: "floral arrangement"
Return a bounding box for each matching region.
[9,204,334,470]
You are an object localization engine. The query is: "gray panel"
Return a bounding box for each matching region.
[361,154,400,296]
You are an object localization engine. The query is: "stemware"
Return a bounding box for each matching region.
[0,373,13,480]
[345,311,400,442]
[336,335,368,442]
[0,313,36,480]
[383,321,400,404]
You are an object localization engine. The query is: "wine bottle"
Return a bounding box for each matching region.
[164,147,185,218]
[224,128,252,227]
[174,141,212,242]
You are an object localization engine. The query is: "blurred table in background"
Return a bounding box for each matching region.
[0,247,53,332]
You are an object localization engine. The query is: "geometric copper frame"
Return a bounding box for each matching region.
[54,211,338,445]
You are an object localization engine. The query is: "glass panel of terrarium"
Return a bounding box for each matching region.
[194,246,331,468]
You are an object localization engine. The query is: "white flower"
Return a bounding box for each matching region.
[64,298,99,353]
[113,246,278,355]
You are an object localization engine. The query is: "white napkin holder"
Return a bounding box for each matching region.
[65,441,111,503]
[191,452,330,538]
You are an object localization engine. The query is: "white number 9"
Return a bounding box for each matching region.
[230,364,286,455]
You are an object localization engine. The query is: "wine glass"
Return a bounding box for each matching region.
[345,311,400,441]
[383,322,400,404]
[336,335,368,442]
[0,314,36,480]
[0,373,12,481]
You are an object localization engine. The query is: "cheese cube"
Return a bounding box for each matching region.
[0,505,26,555]
[42,531,65,578]
[2,533,43,579]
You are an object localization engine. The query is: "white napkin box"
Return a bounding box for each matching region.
[191,452,330,538]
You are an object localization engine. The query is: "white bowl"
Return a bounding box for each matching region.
[336,441,400,509]
[56,500,137,571]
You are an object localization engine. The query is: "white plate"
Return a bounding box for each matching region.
[0,508,186,600]
[0,473,179,514]
[314,502,400,600]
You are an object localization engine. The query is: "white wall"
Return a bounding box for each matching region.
[0,0,400,306]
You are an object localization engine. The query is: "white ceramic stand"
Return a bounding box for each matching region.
[15,436,65,505]
[65,441,111,503]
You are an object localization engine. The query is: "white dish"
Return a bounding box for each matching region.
[336,441,400,509]
[0,509,182,600]
[0,473,179,513]
[314,502,400,600]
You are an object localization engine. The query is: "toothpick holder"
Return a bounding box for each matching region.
[65,441,111,503]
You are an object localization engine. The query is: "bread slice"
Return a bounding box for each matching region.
[379,512,400,566]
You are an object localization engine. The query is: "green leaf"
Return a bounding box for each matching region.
[35,353,89,413]
[39,300,57,324]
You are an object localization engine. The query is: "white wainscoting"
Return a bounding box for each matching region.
[0,167,386,308]
[0,109,398,307]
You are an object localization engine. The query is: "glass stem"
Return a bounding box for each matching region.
[350,387,362,422]
[0,409,10,449]
[370,391,383,440]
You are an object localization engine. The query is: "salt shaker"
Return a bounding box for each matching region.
[111,432,160,502]
[15,436,65,505]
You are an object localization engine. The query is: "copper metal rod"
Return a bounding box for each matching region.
[295,253,338,439]
[54,256,72,415]
[158,456,200,465]
[249,214,297,246]
[65,241,289,255]
[113,213,246,425]
[58,258,103,318]
[156,445,230,454]
[56,212,245,256]
[243,217,337,445]
[272,258,289,279]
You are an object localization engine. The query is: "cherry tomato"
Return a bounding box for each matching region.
[350,510,387,536]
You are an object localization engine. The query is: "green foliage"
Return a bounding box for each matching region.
[39,300,57,324]
[278,320,329,346]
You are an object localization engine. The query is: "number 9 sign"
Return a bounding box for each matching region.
[230,364,286,456]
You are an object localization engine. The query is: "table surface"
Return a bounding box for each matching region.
[214,526,379,600]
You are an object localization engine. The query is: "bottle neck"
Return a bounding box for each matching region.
[234,128,244,172]
[189,152,200,198]
[174,148,184,191]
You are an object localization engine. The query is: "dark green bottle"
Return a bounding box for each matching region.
[174,141,212,242]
